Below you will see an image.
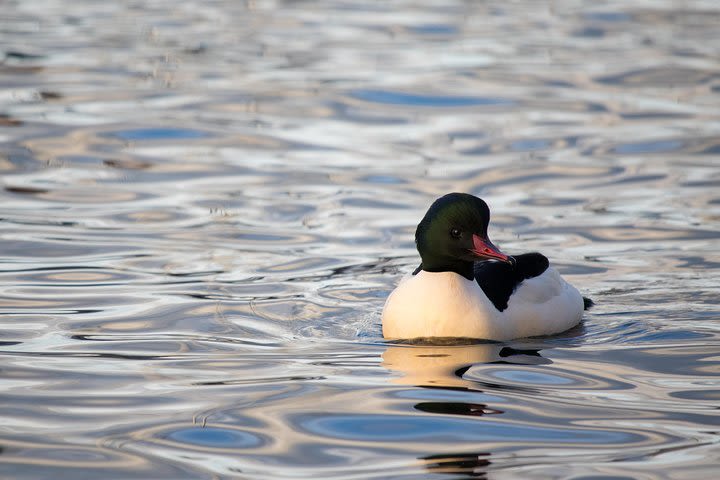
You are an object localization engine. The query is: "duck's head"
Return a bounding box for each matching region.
[415,193,513,279]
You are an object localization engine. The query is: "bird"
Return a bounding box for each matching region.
[382,192,592,341]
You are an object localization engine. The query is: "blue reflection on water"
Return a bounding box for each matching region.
[164,427,263,448]
[104,128,211,141]
[584,11,632,22]
[409,24,459,35]
[510,139,552,151]
[489,369,575,386]
[613,139,683,154]
[299,414,640,444]
[350,89,514,107]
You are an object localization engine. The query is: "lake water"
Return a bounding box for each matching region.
[1,1,719,478]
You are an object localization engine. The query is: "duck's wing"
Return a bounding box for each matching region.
[473,253,549,312]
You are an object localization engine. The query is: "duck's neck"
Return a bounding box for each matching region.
[414,259,474,281]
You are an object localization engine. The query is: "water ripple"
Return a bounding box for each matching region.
[1,0,719,478]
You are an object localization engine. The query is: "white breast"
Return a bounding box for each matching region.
[382,268,584,341]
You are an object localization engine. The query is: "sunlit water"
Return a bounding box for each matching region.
[1,1,719,478]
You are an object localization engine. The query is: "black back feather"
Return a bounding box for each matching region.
[473,252,549,312]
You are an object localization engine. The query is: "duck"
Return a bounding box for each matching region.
[382,192,592,341]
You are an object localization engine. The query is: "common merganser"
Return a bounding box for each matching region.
[382,193,592,341]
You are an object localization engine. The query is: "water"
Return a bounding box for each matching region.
[1,0,719,478]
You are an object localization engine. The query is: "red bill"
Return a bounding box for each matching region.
[470,234,513,264]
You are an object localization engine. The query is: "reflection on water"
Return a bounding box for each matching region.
[1,0,720,478]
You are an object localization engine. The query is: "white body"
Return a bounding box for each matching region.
[382,268,584,341]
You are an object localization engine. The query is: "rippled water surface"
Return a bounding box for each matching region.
[2,1,720,478]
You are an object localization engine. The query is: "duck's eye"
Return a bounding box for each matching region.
[450,228,462,239]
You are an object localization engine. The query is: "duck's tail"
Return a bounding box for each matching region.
[583,296,594,310]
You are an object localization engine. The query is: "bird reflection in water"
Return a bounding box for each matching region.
[381,340,547,388]
[382,341,546,478]
[420,451,492,478]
